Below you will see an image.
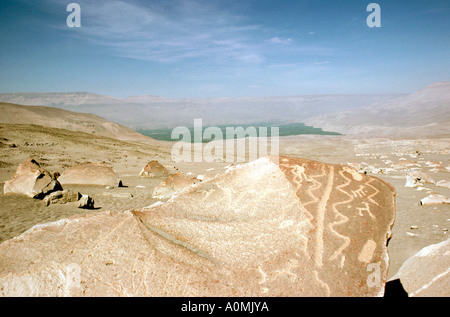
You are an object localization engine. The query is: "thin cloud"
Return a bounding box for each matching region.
[314,61,331,65]
[45,0,332,68]
[268,37,293,44]
[268,63,301,68]
[57,0,266,64]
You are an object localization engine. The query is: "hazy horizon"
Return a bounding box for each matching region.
[0,89,408,100]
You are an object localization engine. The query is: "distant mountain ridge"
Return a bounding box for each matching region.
[304,82,450,137]
[0,92,403,130]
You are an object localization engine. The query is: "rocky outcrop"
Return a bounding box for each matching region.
[388,239,449,297]
[58,162,122,187]
[139,161,168,178]
[420,194,450,206]
[77,195,95,209]
[152,173,199,199]
[43,190,94,209]
[0,156,396,297]
[3,158,62,199]
[43,190,81,206]
[436,180,450,189]
[405,170,435,188]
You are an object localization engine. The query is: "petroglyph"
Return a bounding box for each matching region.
[342,166,363,181]
[0,156,395,297]
[328,169,352,264]
[357,202,376,219]
[314,270,331,297]
[314,166,335,267]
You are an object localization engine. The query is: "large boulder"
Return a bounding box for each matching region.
[139,160,169,178]
[58,162,122,187]
[405,170,435,188]
[0,156,396,297]
[152,172,200,199]
[436,180,450,189]
[388,239,449,297]
[420,194,450,206]
[43,190,95,209]
[43,190,81,206]
[77,195,95,209]
[3,158,62,199]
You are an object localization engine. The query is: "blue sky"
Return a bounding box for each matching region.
[0,0,449,98]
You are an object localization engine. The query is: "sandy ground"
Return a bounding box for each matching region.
[0,124,448,280]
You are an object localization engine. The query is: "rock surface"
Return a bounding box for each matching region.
[139,161,169,178]
[0,156,396,296]
[152,172,199,199]
[405,170,435,188]
[389,239,450,297]
[420,194,450,206]
[58,162,122,187]
[3,158,62,199]
[77,195,95,209]
[43,190,82,206]
[43,190,94,209]
[436,180,450,189]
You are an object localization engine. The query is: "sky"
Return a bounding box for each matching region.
[0,0,449,98]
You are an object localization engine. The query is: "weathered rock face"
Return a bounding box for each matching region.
[420,194,450,206]
[0,156,396,297]
[77,195,95,209]
[152,172,199,199]
[139,160,169,178]
[436,180,450,189]
[389,239,449,297]
[3,158,62,199]
[405,170,435,188]
[58,162,122,187]
[43,190,82,206]
[43,190,94,209]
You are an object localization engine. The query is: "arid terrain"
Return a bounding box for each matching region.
[0,123,448,282]
[0,83,449,296]
[1,0,448,299]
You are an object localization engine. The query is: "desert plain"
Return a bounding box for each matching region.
[0,83,448,296]
[0,125,448,280]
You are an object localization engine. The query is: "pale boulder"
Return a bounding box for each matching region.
[77,195,95,209]
[3,158,62,199]
[152,172,199,199]
[139,160,169,177]
[43,190,81,206]
[405,170,435,188]
[388,239,450,297]
[436,180,450,189]
[420,194,450,206]
[0,156,396,297]
[58,162,122,187]
[42,190,94,209]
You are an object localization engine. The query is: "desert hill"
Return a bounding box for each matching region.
[305,82,450,137]
[0,123,171,175]
[0,102,152,142]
